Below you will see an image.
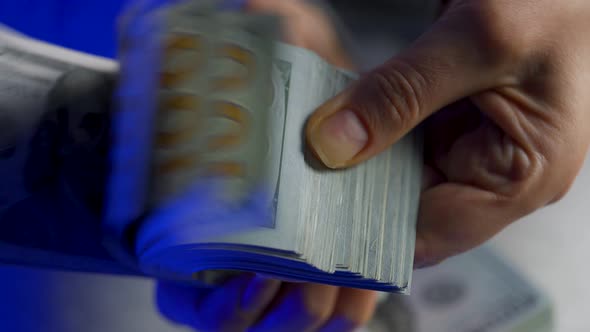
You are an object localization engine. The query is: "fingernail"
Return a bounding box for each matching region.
[308,110,368,168]
[241,275,280,311]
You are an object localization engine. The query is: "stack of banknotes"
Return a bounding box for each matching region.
[0,0,423,293]
[125,1,423,292]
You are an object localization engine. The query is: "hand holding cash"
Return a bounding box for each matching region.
[306,0,590,268]
[140,0,590,330]
[1,0,586,330]
[112,0,395,330]
[112,1,408,331]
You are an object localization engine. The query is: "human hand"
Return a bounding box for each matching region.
[306,0,590,267]
[245,0,354,69]
[154,1,377,331]
[157,276,377,332]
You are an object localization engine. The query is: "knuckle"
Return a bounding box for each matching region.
[468,1,527,65]
[362,62,426,134]
[507,148,564,211]
[524,125,580,207]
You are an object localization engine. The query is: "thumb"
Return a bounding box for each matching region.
[306,9,503,168]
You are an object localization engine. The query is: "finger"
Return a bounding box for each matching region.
[414,89,582,267]
[196,275,281,332]
[306,6,515,169]
[414,183,524,268]
[157,275,281,332]
[318,288,378,332]
[415,110,524,267]
[156,281,209,327]
[414,112,541,267]
[250,283,339,332]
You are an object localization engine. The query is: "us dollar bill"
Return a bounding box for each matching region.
[149,7,279,205]
[0,24,116,217]
[0,25,144,274]
[365,247,553,332]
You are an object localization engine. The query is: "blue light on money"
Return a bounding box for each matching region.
[135,181,273,256]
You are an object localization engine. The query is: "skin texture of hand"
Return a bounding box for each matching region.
[153,1,377,331]
[157,276,378,332]
[306,0,590,267]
